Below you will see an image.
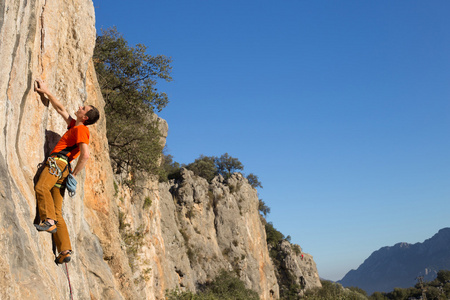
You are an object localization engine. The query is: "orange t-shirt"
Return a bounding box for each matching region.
[51,118,90,162]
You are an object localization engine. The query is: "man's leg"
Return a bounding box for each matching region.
[35,164,59,231]
[52,165,72,264]
[52,186,72,254]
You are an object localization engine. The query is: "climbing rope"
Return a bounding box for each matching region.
[65,263,74,300]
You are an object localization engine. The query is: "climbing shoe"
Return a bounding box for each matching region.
[55,251,71,264]
[34,221,57,234]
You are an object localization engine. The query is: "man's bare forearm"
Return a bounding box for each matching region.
[35,79,70,122]
[72,155,89,176]
[72,143,90,176]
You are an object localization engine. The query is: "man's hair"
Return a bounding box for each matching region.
[84,105,100,126]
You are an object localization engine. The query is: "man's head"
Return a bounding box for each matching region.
[76,105,100,126]
[75,105,99,125]
[83,105,100,126]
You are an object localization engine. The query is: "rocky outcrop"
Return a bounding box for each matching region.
[339,228,450,295]
[277,240,321,293]
[158,169,280,299]
[0,0,321,299]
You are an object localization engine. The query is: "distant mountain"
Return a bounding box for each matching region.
[338,228,450,295]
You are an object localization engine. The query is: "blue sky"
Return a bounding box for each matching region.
[93,0,450,281]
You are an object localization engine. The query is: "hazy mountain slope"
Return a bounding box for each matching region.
[339,228,450,295]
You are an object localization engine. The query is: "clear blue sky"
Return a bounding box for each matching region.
[93,0,450,281]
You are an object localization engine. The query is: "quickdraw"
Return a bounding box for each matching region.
[47,155,71,190]
[48,156,63,178]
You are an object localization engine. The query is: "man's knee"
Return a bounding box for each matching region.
[35,183,46,197]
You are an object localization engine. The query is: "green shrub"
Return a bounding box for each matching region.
[159,153,182,182]
[113,180,119,196]
[143,197,152,209]
[166,270,259,300]
[292,244,301,256]
[304,280,367,300]
[186,155,217,182]
[265,222,285,249]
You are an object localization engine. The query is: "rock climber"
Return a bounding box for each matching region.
[34,78,99,264]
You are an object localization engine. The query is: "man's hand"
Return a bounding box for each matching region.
[35,78,71,125]
[34,78,50,94]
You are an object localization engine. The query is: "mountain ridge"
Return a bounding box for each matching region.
[338,227,450,295]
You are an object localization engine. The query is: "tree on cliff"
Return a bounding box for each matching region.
[215,153,244,179]
[247,173,263,189]
[93,27,172,174]
[159,152,182,181]
[186,155,217,182]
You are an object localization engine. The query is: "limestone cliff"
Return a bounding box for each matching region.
[158,169,280,298]
[1,0,129,299]
[0,0,321,299]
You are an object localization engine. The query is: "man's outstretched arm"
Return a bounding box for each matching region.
[35,78,71,125]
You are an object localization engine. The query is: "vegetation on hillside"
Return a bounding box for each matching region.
[165,269,259,300]
[160,152,263,188]
[303,280,367,299]
[367,270,450,300]
[303,270,450,300]
[263,216,306,299]
[166,269,450,300]
[93,27,172,174]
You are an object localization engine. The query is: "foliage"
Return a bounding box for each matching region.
[368,291,387,300]
[120,222,145,269]
[348,286,367,297]
[292,244,301,256]
[165,270,259,300]
[214,153,244,179]
[436,269,450,283]
[93,27,172,174]
[246,173,263,189]
[200,270,260,299]
[304,280,367,300]
[143,197,152,209]
[265,222,299,298]
[180,153,245,181]
[159,153,182,182]
[258,199,271,217]
[366,270,450,300]
[265,222,285,249]
[160,153,266,192]
[186,155,217,182]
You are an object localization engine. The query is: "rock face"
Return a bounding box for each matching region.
[339,228,450,295]
[0,0,321,299]
[158,169,280,298]
[276,240,322,294]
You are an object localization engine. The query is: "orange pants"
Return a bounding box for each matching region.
[35,158,72,253]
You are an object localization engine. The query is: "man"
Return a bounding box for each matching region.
[34,78,99,264]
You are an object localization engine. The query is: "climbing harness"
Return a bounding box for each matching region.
[64,262,74,300]
[47,154,77,197]
[47,156,64,178]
